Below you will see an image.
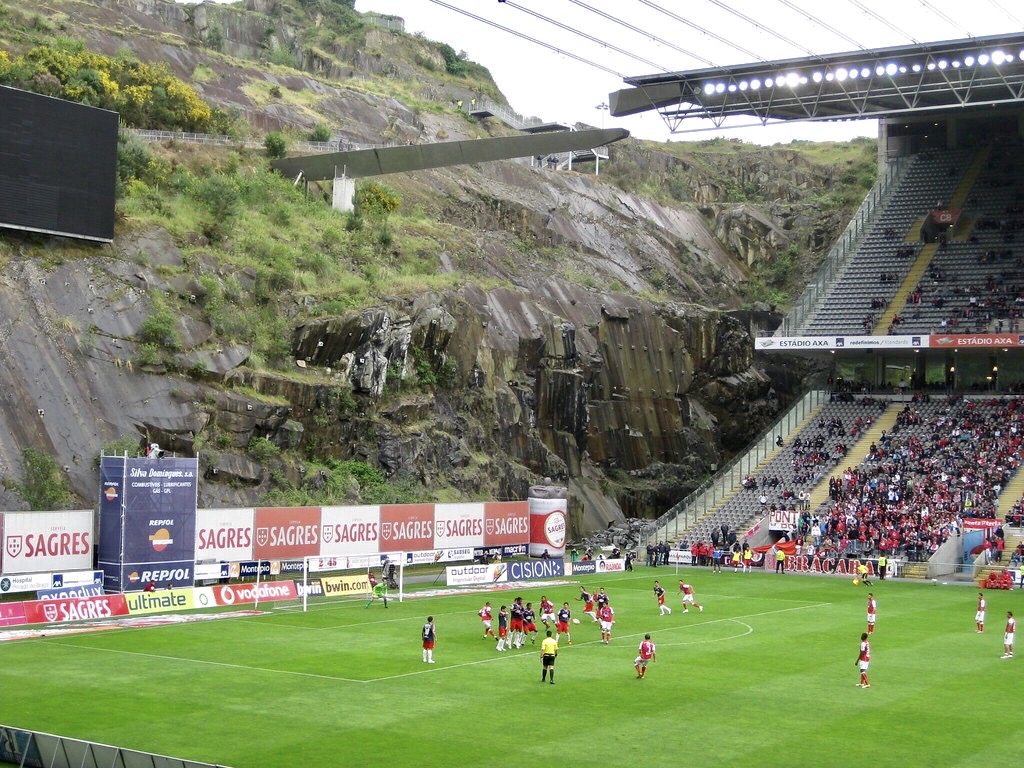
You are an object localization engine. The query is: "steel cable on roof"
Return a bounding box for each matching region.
[775,0,870,52]
[635,0,766,62]
[706,0,823,59]
[568,0,717,68]
[425,0,625,77]
[499,0,669,73]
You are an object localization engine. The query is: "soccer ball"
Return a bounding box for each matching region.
[852,578,860,585]
[572,618,581,624]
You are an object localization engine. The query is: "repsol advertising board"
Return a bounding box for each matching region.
[506,559,565,582]
[123,560,194,590]
[2,510,93,574]
[23,594,129,624]
[122,457,199,564]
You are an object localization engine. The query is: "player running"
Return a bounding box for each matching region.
[654,580,672,615]
[678,581,703,613]
[598,602,615,644]
[539,596,556,628]
[634,634,656,678]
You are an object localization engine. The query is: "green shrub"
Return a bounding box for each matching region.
[18,448,71,510]
[139,306,180,349]
[309,123,331,142]
[247,436,281,463]
[264,131,288,159]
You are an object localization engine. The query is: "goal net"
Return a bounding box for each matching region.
[301,553,406,611]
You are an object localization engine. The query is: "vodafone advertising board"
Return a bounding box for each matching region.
[195,507,254,561]
[253,506,321,560]
[2,510,93,574]
[380,503,433,552]
[434,503,484,549]
[320,505,380,556]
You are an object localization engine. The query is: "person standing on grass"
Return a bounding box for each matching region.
[524,602,539,644]
[479,600,495,639]
[540,630,559,684]
[634,634,656,678]
[1002,611,1016,659]
[598,602,615,644]
[866,593,877,635]
[495,605,509,651]
[422,616,437,664]
[556,602,573,645]
[976,593,986,634]
[654,580,672,615]
[510,597,526,649]
[678,582,703,613]
[855,632,871,688]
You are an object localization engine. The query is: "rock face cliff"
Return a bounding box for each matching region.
[0,0,853,535]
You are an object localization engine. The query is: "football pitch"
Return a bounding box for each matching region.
[1,569,1021,768]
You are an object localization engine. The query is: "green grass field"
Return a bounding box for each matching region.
[1,569,1021,768]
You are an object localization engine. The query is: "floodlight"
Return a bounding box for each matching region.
[964,55,975,66]
[812,71,823,83]
[885,62,898,76]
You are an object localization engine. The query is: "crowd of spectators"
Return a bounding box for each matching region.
[814,396,1023,561]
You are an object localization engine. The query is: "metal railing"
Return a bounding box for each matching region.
[648,388,830,545]
[777,155,910,336]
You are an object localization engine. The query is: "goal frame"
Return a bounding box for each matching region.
[301,552,407,611]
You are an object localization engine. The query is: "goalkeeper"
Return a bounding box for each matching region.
[366,571,389,608]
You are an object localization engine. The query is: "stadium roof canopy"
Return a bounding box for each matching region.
[610,31,1024,131]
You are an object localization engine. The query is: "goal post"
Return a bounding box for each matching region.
[301,553,407,611]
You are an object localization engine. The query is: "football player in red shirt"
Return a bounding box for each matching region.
[856,632,871,687]
[635,634,656,678]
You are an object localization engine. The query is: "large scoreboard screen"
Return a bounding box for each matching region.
[0,86,118,242]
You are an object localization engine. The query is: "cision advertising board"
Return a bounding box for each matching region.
[97,456,198,591]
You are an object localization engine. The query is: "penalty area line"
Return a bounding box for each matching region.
[43,641,368,684]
